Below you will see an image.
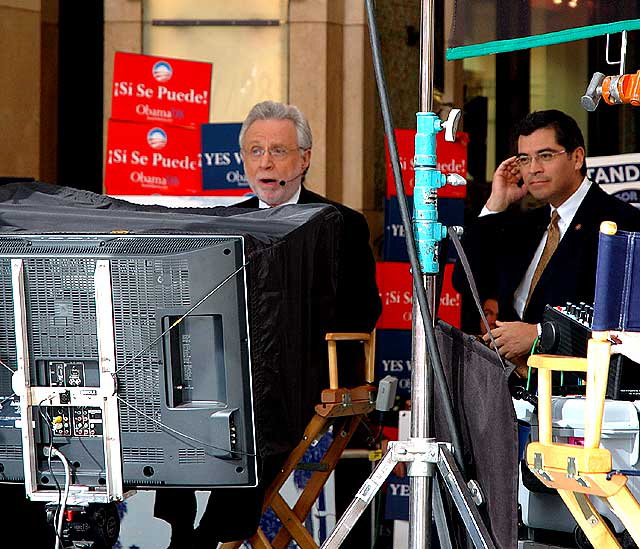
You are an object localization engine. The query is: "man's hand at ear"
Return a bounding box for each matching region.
[483,320,538,360]
[485,156,528,212]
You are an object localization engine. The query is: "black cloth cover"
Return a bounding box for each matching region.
[0,182,342,458]
[435,321,518,549]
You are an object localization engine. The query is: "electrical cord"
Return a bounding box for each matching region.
[37,399,63,497]
[50,446,72,549]
[115,261,248,375]
[39,395,246,545]
[116,396,257,457]
[0,357,14,374]
[364,0,465,471]
[109,261,256,457]
[37,398,65,549]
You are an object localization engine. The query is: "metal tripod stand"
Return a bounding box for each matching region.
[322,1,495,547]
[322,438,493,548]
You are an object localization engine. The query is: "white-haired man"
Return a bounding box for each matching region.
[235,100,381,334]
[155,100,381,548]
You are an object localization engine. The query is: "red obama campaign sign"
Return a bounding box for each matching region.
[376,262,461,330]
[111,52,212,128]
[385,129,468,199]
[105,120,209,195]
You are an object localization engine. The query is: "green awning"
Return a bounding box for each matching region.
[446,2,640,60]
[447,20,640,60]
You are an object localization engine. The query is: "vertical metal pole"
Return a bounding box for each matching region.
[420,0,435,110]
[409,2,436,548]
[410,294,433,549]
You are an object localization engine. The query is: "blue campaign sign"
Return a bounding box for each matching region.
[375,330,412,402]
[383,195,413,262]
[384,473,409,521]
[201,123,251,191]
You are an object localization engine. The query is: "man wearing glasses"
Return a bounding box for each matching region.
[455,109,640,367]
[155,100,381,548]
[235,100,313,208]
[234,100,381,335]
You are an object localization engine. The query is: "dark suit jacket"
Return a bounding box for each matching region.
[454,184,640,325]
[235,186,382,333]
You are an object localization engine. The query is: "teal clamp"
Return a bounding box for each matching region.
[413,112,447,274]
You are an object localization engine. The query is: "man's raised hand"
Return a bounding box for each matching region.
[486,156,528,212]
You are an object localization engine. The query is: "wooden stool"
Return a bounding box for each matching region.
[220,331,377,549]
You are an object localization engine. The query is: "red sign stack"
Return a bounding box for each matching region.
[105,52,214,196]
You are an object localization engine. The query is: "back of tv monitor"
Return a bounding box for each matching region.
[0,233,257,498]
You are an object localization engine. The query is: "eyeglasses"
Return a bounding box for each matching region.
[243,145,303,160]
[515,149,568,167]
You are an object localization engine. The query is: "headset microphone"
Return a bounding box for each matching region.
[278,171,305,187]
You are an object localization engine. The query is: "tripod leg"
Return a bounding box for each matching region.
[320,449,397,548]
[436,446,495,549]
[432,477,453,549]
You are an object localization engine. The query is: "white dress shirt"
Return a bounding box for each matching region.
[480,177,592,319]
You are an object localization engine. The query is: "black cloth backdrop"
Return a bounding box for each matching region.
[0,181,342,458]
[435,321,518,549]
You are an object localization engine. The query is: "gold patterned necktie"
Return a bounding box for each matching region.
[525,210,560,310]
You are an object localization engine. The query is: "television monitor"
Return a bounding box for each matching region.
[0,233,257,495]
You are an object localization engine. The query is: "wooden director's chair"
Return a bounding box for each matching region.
[220,331,377,549]
[526,221,640,548]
